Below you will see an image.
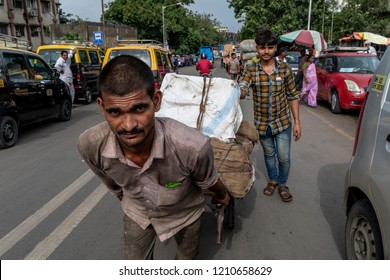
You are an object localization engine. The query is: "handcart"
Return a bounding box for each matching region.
[157,73,259,243]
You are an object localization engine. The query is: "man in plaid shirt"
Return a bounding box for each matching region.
[239,28,301,202]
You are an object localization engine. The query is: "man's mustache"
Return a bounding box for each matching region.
[118,128,144,135]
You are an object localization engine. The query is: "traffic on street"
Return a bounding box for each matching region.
[1,0,389,265]
[0,64,360,260]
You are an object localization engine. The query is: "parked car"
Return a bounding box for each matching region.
[37,41,105,104]
[0,47,72,149]
[344,45,390,259]
[103,40,173,89]
[315,46,380,113]
[285,51,300,78]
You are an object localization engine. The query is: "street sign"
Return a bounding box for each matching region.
[93,31,103,45]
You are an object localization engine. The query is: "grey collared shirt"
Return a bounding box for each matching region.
[78,117,218,241]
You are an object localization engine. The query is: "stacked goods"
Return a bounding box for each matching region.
[211,120,258,198]
[223,44,235,57]
[240,39,257,66]
[157,74,258,198]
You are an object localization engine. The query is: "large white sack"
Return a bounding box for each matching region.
[157,73,243,142]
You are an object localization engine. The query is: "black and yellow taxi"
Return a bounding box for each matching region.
[37,41,105,104]
[102,40,173,89]
[0,47,72,149]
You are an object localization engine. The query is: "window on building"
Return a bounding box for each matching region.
[0,25,8,35]
[0,0,5,5]
[12,0,23,9]
[41,1,50,13]
[27,0,36,9]
[31,26,40,37]
[15,26,25,37]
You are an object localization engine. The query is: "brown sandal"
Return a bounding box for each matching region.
[263,182,278,196]
[279,186,293,202]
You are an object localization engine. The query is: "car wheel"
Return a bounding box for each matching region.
[0,116,19,149]
[345,199,384,260]
[58,99,72,121]
[83,87,93,104]
[331,90,341,114]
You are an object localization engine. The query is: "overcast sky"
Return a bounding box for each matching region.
[60,0,242,32]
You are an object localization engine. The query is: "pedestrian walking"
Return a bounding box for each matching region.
[78,55,229,260]
[301,54,318,107]
[294,49,307,91]
[228,52,240,81]
[55,49,77,103]
[239,28,301,202]
[276,46,288,63]
[172,55,179,74]
[225,54,230,73]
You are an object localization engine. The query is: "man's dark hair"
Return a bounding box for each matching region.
[255,28,278,46]
[278,46,288,54]
[61,50,68,56]
[98,55,155,99]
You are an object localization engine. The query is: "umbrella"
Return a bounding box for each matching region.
[355,32,390,45]
[279,30,327,52]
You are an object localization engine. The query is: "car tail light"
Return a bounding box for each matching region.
[76,72,82,82]
[154,81,159,90]
[352,94,368,156]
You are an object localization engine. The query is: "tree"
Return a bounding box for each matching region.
[228,0,389,44]
[332,0,390,44]
[104,0,225,54]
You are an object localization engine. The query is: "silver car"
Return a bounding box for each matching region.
[344,45,390,259]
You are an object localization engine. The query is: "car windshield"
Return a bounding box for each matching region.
[337,56,380,74]
[38,49,74,67]
[108,49,151,67]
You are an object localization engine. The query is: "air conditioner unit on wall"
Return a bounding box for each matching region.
[29,9,38,17]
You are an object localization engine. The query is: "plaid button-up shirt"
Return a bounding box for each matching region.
[239,59,300,136]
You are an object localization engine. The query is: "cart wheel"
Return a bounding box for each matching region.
[224,198,235,230]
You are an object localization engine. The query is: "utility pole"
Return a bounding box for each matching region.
[101,0,106,49]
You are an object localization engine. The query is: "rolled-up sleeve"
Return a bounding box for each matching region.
[191,139,218,189]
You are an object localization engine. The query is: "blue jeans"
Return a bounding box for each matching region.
[259,125,292,186]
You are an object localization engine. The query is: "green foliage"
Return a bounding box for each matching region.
[104,0,225,54]
[58,8,83,24]
[228,0,389,45]
[61,32,83,41]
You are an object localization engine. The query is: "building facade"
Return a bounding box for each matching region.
[0,0,61,50]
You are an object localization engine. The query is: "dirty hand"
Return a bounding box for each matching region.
[211,191,230,206]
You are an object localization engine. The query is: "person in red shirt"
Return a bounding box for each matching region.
[196,53,213,76]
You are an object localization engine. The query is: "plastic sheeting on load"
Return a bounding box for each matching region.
[157,73,243,142]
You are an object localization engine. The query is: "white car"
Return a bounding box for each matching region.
[344,45,390,259]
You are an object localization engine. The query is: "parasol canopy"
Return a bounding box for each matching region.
[279,30,327,52]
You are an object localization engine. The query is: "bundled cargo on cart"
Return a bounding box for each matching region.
[157,73,259,200]
[240,39,258,68]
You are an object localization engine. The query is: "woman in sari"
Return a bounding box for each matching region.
[301,55,318,107]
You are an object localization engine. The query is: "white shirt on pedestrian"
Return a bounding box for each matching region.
[54,50,74,84]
